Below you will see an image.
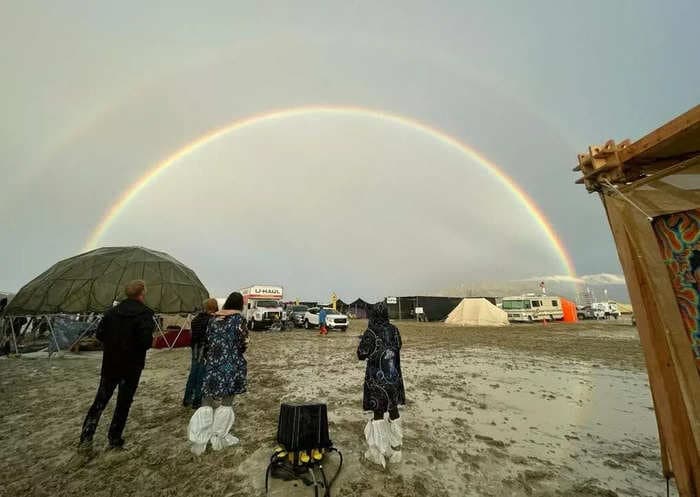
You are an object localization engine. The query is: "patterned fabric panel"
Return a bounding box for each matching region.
[653,209,700,358]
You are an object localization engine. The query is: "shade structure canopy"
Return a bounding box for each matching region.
[4,246,209,315]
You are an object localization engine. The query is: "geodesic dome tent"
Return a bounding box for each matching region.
[5,246,209,315]
[2,247,209,355]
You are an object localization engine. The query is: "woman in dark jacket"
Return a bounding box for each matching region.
[357,301,405,467]
[183,298,219,409]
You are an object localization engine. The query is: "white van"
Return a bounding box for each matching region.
[502,294,564,322]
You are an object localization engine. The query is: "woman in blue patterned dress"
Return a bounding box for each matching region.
[188,292,248,454]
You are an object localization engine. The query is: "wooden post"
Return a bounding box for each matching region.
[603,196,700,495]
[572,106,700,497]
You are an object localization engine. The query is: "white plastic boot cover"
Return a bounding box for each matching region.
[388,418,403,463]
[388,418,402,447]
[210,406,239,451]
[188,406,214,455]
[364,419,392,468]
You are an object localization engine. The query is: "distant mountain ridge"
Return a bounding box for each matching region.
[438,276,630,304]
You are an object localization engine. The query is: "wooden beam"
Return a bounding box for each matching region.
[620,105,700,163]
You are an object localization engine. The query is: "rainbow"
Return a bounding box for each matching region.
[83,105,577,277]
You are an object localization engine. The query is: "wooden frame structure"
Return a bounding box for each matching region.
[574,105,700,496]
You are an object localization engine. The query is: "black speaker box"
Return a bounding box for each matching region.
[277,402,332,451]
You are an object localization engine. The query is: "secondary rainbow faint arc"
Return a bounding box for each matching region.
[83,105,577,277]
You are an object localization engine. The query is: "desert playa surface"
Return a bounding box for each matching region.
[0,320,673,497]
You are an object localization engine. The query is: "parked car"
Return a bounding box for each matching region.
[286,305,309,327]
[577,303,621,320]
[303,307,349,331]
[577,305,602,320]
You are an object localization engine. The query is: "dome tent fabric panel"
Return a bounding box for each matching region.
[4,247,209,315]
[445,298,509,327]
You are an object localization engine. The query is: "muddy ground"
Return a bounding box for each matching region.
[0,320,676,497]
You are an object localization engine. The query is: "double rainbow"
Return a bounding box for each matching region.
[83,105,576,278]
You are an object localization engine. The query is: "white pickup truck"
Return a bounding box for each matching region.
[303,307,349,331]
[577,302,621,320]
[593,302,621,319]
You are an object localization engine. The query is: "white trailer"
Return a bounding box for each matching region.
[240,285,285,330]
[502,294,564,322]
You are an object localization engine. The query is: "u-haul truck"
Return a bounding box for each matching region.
[240,285,284,330]
[502,294,564,322]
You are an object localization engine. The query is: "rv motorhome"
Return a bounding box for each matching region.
[501,294,564,322]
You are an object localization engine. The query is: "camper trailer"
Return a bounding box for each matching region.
[240,285,285,330]
[502,294,564,322]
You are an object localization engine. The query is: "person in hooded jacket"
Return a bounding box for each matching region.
[79,280,154,449]
[183,298,219,409]
[357,301,405,467]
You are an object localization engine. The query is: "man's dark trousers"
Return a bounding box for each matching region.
[80,370,142,445]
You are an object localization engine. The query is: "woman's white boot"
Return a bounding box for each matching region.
[364,419,391,468]
[188,406,213,455]
[210,406,239,451]
[388,417,403,463]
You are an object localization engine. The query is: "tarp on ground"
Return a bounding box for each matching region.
[445,298,509,327]
[4,246,209,315]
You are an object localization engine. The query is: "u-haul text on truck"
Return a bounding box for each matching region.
[240,285,284,330]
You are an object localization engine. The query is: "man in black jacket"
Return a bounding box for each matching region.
[79,280,154,449]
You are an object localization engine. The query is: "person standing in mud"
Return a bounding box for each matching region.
[188,292,248,454]
[183,298,219,409]
[79,280,154,450]
[357,301,405,467]
[319,307,328,335]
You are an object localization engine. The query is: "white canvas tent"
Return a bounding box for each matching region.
[445,298,509,327]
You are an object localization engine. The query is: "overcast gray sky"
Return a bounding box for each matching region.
[2,1,699,301]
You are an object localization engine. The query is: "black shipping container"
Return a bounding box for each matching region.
[387,296,497,322]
